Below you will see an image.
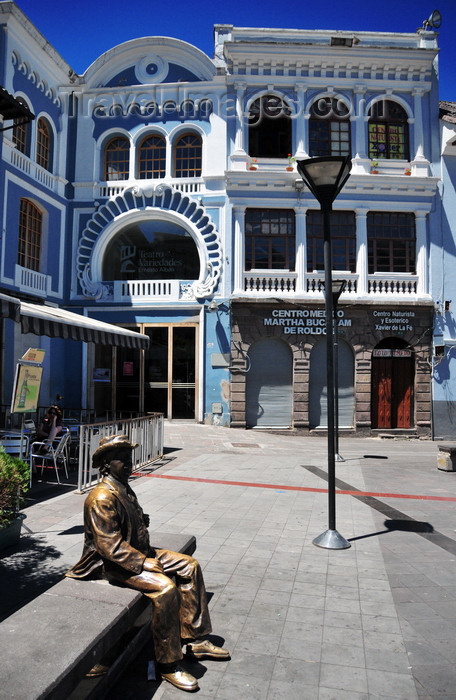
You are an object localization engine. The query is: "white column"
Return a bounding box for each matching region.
[415,211,428,296]
[233,206,246,293]
[352,87,369,174]
[295,83,308,158]
[411,89,430,175]
[355,209,368,296]
[129,137,136,180]
[234,83,247,155]
[412,89,424,160]
[295,206,308,294]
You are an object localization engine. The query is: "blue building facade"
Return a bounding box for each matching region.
[0,1,453,437]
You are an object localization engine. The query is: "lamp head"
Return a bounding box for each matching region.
[296,156,352,211]
[422,9,441,30]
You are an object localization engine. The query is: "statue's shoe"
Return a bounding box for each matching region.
[160,666,199,692]
[186,639,231,660]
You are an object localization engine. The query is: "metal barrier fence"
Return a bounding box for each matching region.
[77,414,164,492]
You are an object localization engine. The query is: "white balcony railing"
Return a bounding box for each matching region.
[368,273,418,295]
[15,265,49,297]
[113,279,181,302]
[241,271,419,299]
[306,273,358,296]
[97,178,204,199]
[8,147,60,192]
[244,271,297,294]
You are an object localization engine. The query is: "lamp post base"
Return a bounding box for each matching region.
[312,529,351,550]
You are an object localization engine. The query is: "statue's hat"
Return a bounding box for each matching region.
[92,434,138,467]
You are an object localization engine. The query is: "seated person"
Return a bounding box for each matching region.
[35,405,63,451]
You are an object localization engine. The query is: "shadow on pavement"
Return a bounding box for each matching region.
[0,533,66,622]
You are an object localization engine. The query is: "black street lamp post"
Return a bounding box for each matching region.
[332,279,347,463]
[296,156,352,550]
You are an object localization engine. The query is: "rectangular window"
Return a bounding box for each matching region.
[306,211,356,272]
[245,209,295,270]
[367,212,416,273]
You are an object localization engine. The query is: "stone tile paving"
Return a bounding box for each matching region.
[2,424,456,698]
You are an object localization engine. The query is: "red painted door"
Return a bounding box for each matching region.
[372,351,414,429]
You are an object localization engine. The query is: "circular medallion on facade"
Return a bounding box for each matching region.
[135,55,168,84]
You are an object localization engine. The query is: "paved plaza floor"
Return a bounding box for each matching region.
[2,423,456,699]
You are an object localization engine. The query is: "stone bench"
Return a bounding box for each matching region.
[437,444,456,471]
[0,532,196,700]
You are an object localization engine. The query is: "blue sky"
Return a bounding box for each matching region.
[13,0,455,101]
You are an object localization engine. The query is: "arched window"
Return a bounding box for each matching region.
[36,117,52,171]
[12,99,31,156]
[174,133,202,177]
[138,135,166,179]
[368,100,409,160]
[17,199,42,271]
[248,94,292,158]
[102,219,200,281]
[104,136,130,180]
[309,97,351,157]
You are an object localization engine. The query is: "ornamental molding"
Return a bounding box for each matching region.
[77,184,222,300]
[83,37,216,89]
[11,50,62,108]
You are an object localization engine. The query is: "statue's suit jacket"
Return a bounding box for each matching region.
[66,474,153,580]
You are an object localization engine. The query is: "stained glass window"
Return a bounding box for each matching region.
[368,100,409,160]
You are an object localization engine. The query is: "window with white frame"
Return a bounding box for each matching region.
[36,117,52,171]
[306,211,356,272]
[138,134,166,179]
[245,209,296,270]
[368,100,409,160]
[17,199,42,271]
[12,99,31,156]
[104,136,130,180]
[367,212,415,273]
[248,95,292,158]
[308,97,351,157]
[174,133,202,177]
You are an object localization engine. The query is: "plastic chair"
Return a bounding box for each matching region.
[29,432,71,483]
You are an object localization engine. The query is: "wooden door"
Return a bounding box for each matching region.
[372,350,413,428]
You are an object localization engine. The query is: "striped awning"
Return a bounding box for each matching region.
[19,302,149,349]
[0,293,21,322]
[0,86,34,131]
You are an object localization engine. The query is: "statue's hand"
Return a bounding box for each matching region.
[143,513,150,527]
[142,557,164,574]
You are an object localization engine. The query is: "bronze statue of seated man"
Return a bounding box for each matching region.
[66,434,229,692]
